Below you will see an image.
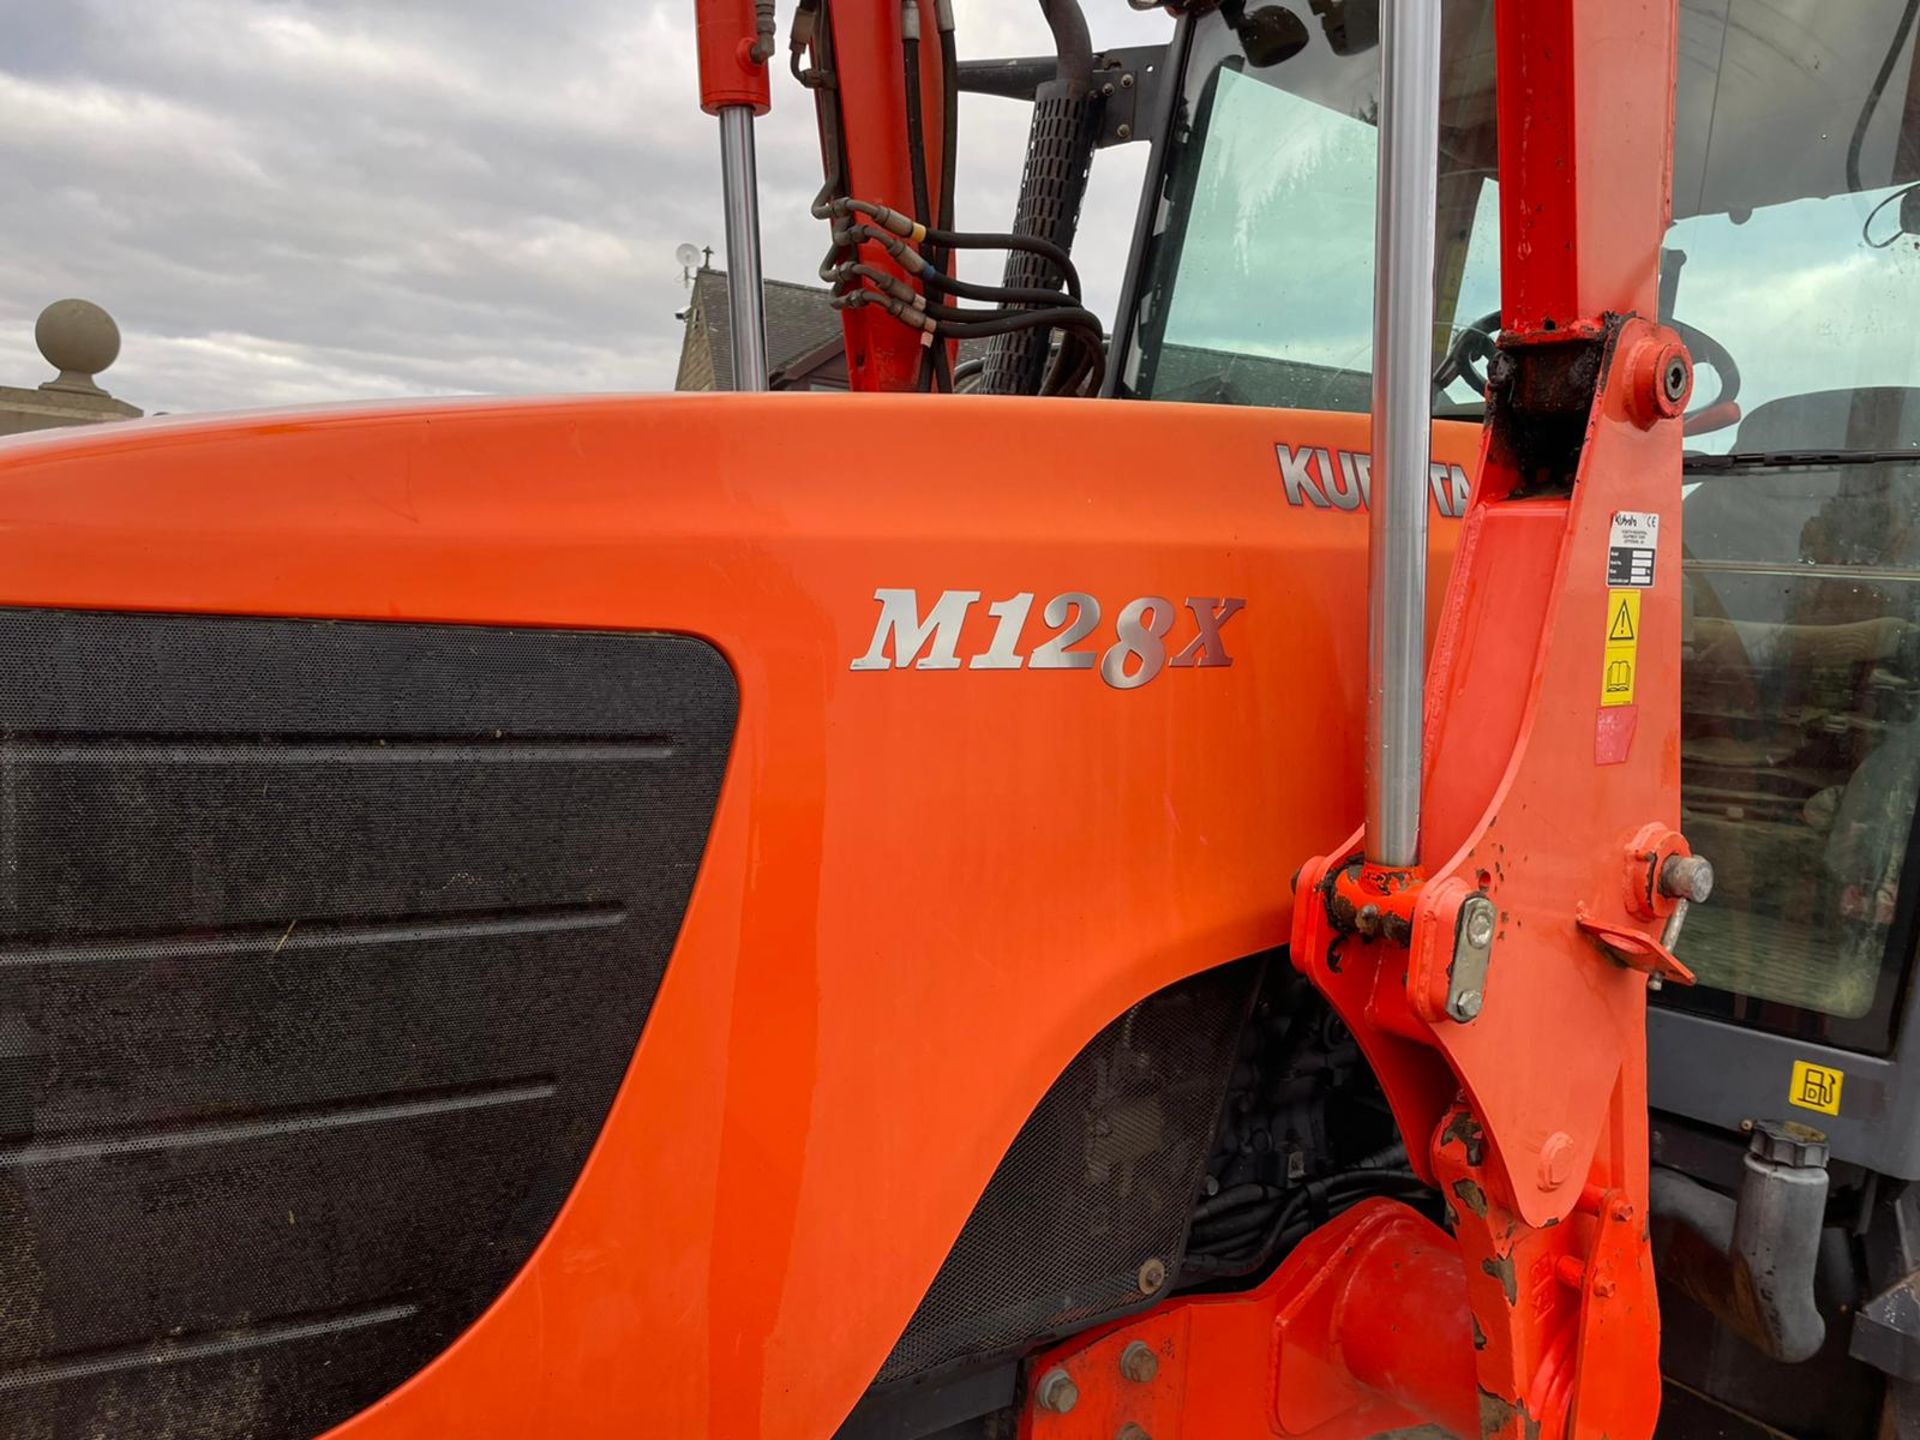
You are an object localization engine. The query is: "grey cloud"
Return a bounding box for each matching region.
[0,0,1168,414]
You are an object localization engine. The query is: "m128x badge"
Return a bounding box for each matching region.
[851,589,1243,691]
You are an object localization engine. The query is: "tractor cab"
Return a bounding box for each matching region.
[1113,0,1920,1135]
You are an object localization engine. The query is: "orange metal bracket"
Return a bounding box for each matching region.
[1020,1199,1479,1440]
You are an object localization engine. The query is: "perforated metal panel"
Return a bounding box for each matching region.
[979,88,1101,397]
[877,957,1262,1385]
[0,610,735,1440]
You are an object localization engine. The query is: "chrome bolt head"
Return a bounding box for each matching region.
[1035,1367,1079,1415]
[1663,355,1691,403]
[1660,853,1715,904]
[1119,1340,1159,1383]
[1465,904,1495,949]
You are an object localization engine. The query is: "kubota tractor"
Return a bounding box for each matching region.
[0,1,1916,1438]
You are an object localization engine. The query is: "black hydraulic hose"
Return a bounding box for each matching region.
[846,291,1102,347]
[904,29,932,227]
[988,331,1101,396]
[921,268,1081,308]
[920,296,1096,329]
[934,306,1104,339]
[831,201,1085,297]
[1190,1208,1279,1246]
[844,258,1070,309]
[1043,334,1106,398]
[923,227,1082,298]
[1039,0,1094,97]
[845,220,1083,302]
[1848,0,1920,194]
[932,8,960,391]
[1192,1183,1281,1223]
[938,23,959,234]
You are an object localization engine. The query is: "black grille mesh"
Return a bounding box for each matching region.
[0,609,736,1440]
[878,956,1262,1385]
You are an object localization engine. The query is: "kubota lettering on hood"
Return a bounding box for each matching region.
[1277,443,1473,518]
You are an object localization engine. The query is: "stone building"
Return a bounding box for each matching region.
[674,265,852,392]
[673,264,998,392]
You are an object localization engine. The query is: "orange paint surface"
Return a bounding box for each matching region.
[0,393,1475,1437]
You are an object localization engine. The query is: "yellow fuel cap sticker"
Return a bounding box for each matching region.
[1790,1060,1844,1116]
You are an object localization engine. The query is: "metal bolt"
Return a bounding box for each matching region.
[1447,894,1496,1024]
[1119,1340,1159,1383]
[1539,1131,1575,1189]
[1355,903,1383,937]
[1118,1427,1153,1440]
[1102,81,1116,97]
[1137,1257,1167,1295]
[1662,356,1690,403]
[1035,1367,1079,1415]
[1465,905,1495,949]
[1659,853,1714,904]
[1594,1275,1618,1299]
[1121,72,1136,88]
[1116,122,1133,140]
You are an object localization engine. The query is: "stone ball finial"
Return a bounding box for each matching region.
[36,299,121,395]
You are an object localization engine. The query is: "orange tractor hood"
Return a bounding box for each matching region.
[0,391,1475,1438]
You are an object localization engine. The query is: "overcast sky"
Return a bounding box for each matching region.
[0,1,1171,414]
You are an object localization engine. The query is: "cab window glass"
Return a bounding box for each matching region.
[1674,457,1920,1048]
[1122,2,1500,412]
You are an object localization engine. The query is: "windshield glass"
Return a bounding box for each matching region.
[1120,0,1499,413]
[1122,0,1920,449]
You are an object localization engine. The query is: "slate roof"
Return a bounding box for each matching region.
[674,265,1008,391]
[674,267,846,391]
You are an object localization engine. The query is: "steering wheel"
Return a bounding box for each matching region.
[1434,309,1743,436]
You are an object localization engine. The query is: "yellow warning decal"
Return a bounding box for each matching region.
[1600,589,1641,707]
[1789,1059,1844,1116]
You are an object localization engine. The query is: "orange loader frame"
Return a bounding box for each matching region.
[1009,3,1697,1438]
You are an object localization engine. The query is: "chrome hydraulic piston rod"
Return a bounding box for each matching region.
[718,105,770,392]
[1364,0,1442,867]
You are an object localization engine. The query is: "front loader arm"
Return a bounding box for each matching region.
[1021,3,1693,1438]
